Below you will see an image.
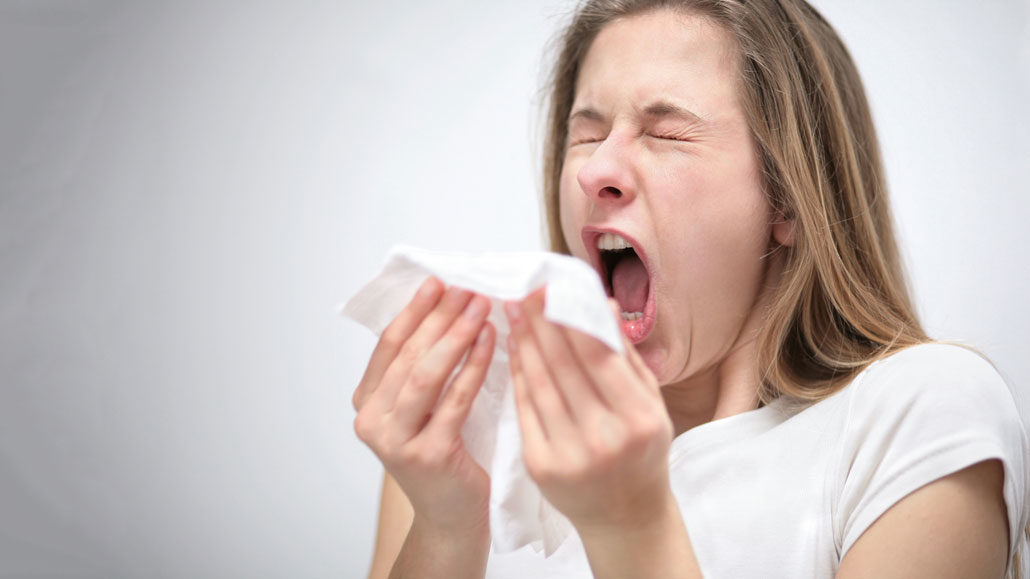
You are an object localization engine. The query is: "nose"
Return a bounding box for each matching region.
[575,136,637,205]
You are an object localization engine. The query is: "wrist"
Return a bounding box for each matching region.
[575,491,702,579]
[389,516,490,579]
[410,513,491,551]
[574,486,678,541]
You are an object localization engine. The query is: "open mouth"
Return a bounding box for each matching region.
[586,230,657,344]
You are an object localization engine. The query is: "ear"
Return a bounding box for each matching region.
[772,214,795,247]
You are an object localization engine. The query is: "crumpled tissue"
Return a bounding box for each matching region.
[339,244,622,556]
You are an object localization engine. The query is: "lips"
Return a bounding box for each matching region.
[581,227,657,344]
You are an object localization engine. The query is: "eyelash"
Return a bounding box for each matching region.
[569,134,686,146]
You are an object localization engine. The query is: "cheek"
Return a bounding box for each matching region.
[652,160,771,306]
[558,162,587,255]
[655,152,768,247]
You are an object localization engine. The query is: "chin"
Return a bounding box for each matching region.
[635,339,672,384]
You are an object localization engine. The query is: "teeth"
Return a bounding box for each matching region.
[596,232,633,251]
[620,311,643,321]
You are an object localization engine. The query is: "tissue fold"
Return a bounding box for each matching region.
[340,245,622,556]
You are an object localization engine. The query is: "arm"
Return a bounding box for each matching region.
[505,291,703,578]
[574,490,702,579]
[353,278,495,579]
[367,473,413,579]
[386,514,491,579]
[367,472,489,579]
[837,459,1009,578]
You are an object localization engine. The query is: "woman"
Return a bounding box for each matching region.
[353,0,1029,577]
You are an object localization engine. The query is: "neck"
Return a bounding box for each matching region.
[659,242,786,437]
[660,338,762,436]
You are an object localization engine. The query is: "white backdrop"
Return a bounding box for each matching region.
[1,1,1027,577]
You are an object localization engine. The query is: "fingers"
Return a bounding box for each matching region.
[561,321,655,408]
[508,327,549,455]
[388,294,492,436]
[521,290,610,424]
[423,322,495,439]
[354,276,444,410]
[369,285,475,410]
[505,298,578,444]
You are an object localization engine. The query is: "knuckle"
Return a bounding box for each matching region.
[445,384,475,411]
[580,340,609,367]
[525,366,553,392]
[586,435,621,464]
[378,327,405,352]
[435,333,463,356]
[562,451,594,483]
[379,331,405,354]
[461,350,488,373]
[547,352,576,375]
[398,340,425,364]
[460,319,487,342]
[377,445,401,466]
[524,456,552,484]
[353,413,376,444]
[625,415,667,447]
[535,390,564,416]
[406,366,436,395]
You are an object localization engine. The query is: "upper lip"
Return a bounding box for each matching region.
[580,226,652,292]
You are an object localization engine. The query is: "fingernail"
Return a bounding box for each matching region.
[532,286,547,304]
[475,325,491,348]
[504,301,521,325]
[416,276,440,298]
[446,286,469,304]
[464,295,488,320]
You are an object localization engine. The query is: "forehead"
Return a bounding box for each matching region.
[573,9,741,119]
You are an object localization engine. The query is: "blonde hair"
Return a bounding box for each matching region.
[542,0,925,402]
[541,1,1027,574]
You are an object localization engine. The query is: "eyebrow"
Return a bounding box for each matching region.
[567,100,707,125]
[567,106,605,124]
[641,101,706,124]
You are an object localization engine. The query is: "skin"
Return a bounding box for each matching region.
[557,10,792,435]
[359,9,1011,579]
[353,279,494,578]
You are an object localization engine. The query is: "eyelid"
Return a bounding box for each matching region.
[651,133,687,141]
[567,133,606,147]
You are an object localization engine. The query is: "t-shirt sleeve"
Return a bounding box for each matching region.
[833,343,1030,570]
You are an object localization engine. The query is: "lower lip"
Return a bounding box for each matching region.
[620,287,656,344]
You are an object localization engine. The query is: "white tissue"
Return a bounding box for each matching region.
[340,245,622,556]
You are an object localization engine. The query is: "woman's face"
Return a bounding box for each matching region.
[559,10,784,386]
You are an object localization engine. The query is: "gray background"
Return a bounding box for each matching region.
[1,0,1028,577]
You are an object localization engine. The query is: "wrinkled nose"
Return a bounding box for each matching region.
[575,138,637,206]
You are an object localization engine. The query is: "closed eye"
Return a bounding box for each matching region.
[650,132,692,142]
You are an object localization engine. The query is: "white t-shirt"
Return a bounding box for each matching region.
[484,343,1030,577]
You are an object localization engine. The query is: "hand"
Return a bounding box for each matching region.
[353,277,496,536]
[505,289,675,535]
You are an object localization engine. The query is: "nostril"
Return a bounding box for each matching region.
[600,186,622,198]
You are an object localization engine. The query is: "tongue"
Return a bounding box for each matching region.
[611,253,649,313]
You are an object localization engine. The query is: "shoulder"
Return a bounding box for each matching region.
[861,341,1001,386]
[845,342,1016,420]
[833,342,1030,565]
[838,341,1026,471]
